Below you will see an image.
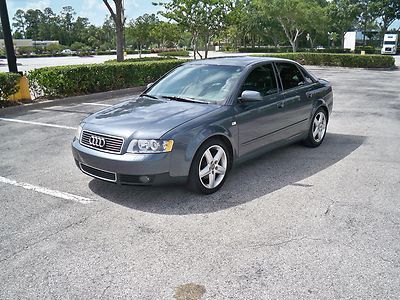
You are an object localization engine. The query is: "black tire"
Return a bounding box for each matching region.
[303,107,328,148]
[187,138,231,194]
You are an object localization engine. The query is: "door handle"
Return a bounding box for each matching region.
[277,101,284,108]
[306,92,313,99]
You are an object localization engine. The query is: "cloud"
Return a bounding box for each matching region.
[8,0,51,12]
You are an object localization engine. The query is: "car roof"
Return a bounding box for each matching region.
[185,56,295,67]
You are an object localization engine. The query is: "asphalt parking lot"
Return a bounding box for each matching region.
[0,65,399,299]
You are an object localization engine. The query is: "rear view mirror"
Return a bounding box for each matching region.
[146,82,154,89]
[240,90,263,102]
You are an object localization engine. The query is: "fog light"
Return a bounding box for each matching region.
[139,176,151,183]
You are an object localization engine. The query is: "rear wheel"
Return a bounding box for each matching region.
[187,139,230,194]
[303,108,328,147]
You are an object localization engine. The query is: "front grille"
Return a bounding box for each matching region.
[81,130,124,154]
[80,163,116,182]
[385,47,392,51]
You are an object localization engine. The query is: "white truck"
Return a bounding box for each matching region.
[381,33,398,55]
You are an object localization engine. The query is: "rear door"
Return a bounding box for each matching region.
[274,62,316,138]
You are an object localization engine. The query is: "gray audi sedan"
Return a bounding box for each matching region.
[72,57,333,194]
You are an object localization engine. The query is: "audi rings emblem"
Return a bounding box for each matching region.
[89,135,106,148]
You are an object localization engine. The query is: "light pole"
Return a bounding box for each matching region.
[0,0,18,73]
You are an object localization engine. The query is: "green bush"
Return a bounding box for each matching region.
[28,59,188,98]
[238,47,292,53]
[96,50,152,55]
[239,47,352,54]
[158,50,190,57]
[354,46,379,54]
[253,53,395,68]
[104,56,178,64]
[0,72,21,101]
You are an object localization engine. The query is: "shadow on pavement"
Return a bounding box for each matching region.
[89,133,365,215]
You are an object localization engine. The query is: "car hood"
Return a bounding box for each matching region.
[83,97,220,139]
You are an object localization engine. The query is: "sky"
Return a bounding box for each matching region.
[6,0,161,25]
[5,0,400,29]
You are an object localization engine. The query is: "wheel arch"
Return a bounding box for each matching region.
[312,99,330,123]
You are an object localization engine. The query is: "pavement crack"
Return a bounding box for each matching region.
[252,236,325,249]
[100,285,111,299]
[0,208,108,263]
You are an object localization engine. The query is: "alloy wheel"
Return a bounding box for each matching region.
[198,145,227,189]
[312,111,327,143]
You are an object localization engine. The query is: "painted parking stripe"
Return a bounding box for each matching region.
[82,102,112,107]
[0,176,93,204]
[0,118,76,130]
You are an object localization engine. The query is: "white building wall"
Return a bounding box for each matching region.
[344,32,357,51]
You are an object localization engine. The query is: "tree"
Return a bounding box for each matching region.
[256,0,312,52]
[38,8,58,41]
[370,0,400,40]
[59,6,76,45]
[103,0,125,61]
[157,0,231,59]
[304,2,329,49]
[327,0,360,47]
[12,9,26,38]
[24,9,44,40]
[126,14,158,57]
[225,0,268,48]
[151,21,182,48]
[357,0,377,45]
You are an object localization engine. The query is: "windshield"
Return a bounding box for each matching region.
[384,41,396,45]
[147,64,243,104]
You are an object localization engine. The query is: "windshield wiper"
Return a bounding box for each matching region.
[140,94,159,100]
[161,95,209,104]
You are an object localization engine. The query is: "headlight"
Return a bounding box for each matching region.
[75,124,83,140]
[127,139,174,153]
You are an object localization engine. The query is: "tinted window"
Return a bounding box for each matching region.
[241,64,278,97]
[276,63,305,90]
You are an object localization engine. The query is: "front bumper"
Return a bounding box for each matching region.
[381,49,396,54]
[72,138,184,185]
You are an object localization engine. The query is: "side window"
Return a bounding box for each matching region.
[276,63,306,90]
[241,64,278,97]
[299,67,314,84]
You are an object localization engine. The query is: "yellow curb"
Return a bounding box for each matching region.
[8,75,31,102]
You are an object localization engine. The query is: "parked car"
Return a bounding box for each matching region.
[72,57,333,194]
[61,49,75,55]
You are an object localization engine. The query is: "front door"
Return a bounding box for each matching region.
[235,64,286,157]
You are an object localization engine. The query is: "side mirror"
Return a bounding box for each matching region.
[146,82,154,89]
[240,90,263,102]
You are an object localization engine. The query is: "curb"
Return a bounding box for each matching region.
[0,86,146,116]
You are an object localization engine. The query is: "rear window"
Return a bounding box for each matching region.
[276,63,305,90]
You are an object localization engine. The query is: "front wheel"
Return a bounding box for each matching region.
[303,108,328,147]
[187,139,230,194]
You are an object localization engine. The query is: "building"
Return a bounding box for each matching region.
[0,39,59,49]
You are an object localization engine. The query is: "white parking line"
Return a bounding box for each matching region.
[0,176,93,204]
[82,103,112,107]
[0,118,77,130]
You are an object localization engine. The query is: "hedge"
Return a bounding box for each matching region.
[0,72,21,102]
[354,46,380,54]
[158,50,190,57]
[253,53,395,68]
[104,56,178,64]
[239,47,353,54]
[28,59,187,98]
